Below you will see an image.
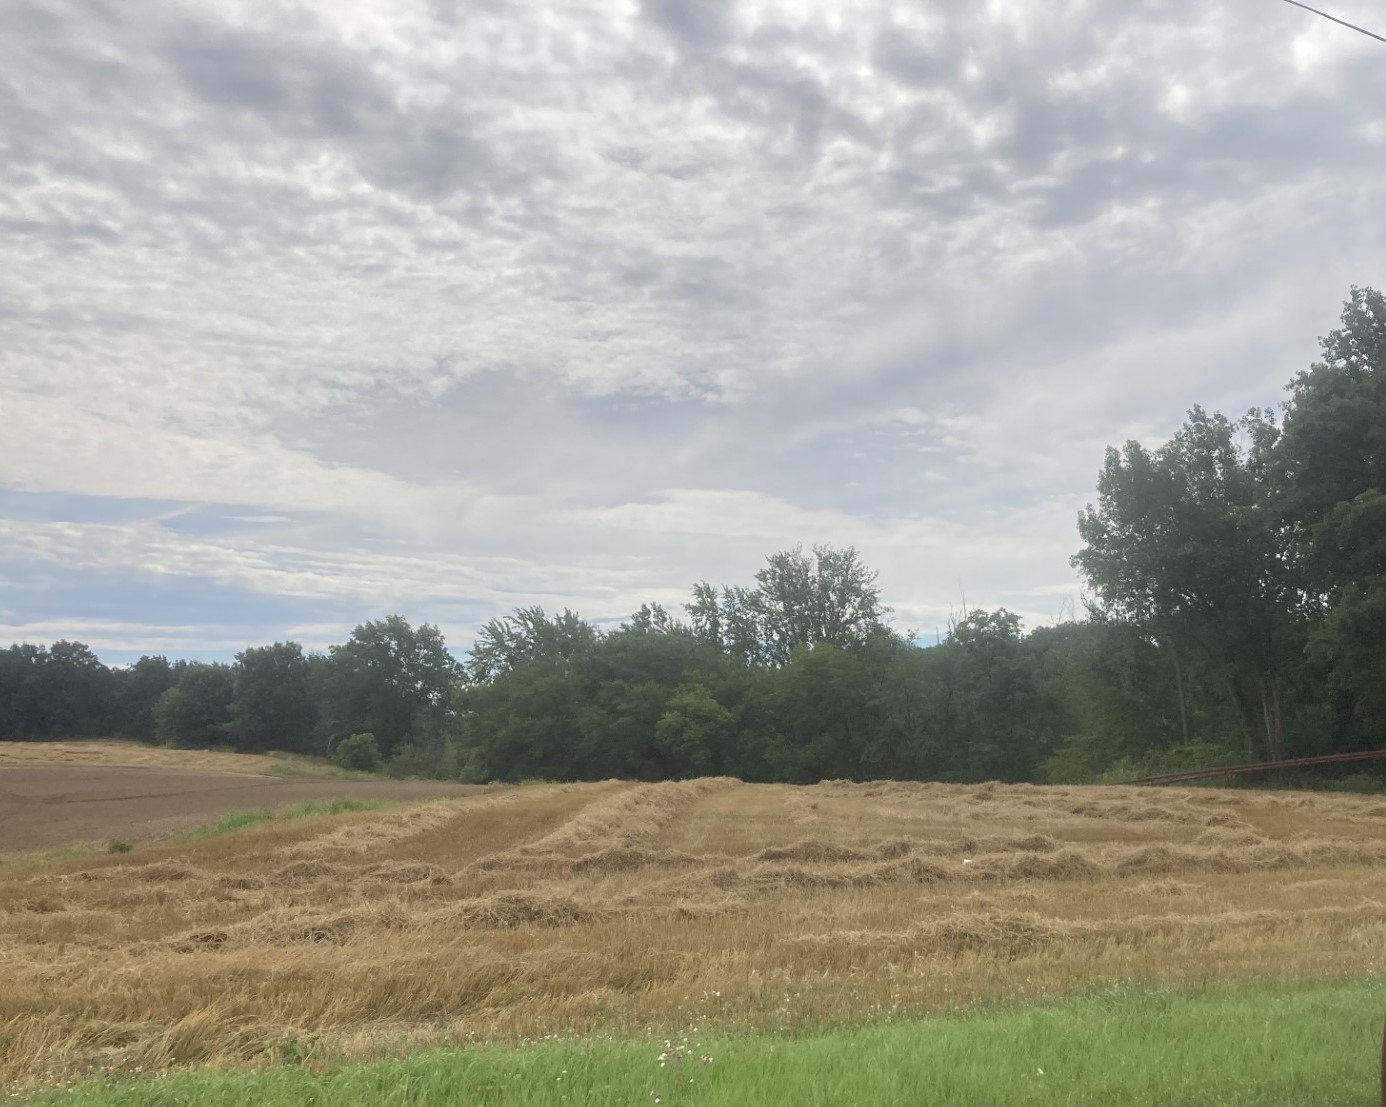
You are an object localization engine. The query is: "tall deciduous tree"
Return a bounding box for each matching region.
[232,642,317,753]
[110,655,178,743]
[322,616,458,757]
[655,684,733,777]
[1275,286,1386,555]
[0,642,111,740]
[0,644,51,739]
[468,607,598,683]
[945,610,1051,781]
[689,545,892,667]
[154,663,236,748]
[1073,408,1303,761]
[39,641,111,737]
[1274,289,1386,747]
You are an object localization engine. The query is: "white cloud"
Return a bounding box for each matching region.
[0,619,260,656]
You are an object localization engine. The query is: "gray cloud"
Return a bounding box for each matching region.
[641,0,736,55]
[0,0,1382,655]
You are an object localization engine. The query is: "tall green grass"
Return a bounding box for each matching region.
[25,981,1385,1106]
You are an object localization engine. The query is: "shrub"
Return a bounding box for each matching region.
[1095,740,1239,784]
[332,732,382,773]
[384,743,443,780]
[276,1033,319,1066]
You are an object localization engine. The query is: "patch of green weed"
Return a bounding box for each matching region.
[22,981,1386,1107]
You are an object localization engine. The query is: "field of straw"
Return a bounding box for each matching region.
[0,740,339,777]
[4,777,1386,1089]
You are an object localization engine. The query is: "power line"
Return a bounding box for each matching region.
[1280,0,1386,44]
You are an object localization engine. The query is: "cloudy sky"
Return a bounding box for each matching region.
[1,0,1383,663]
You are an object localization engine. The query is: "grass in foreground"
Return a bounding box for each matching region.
[23,982,1386,1107]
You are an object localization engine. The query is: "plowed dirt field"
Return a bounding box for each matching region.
[0,764,485,851]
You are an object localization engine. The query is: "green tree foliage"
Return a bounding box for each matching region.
[689,545,892,666]
[0,641,111,740]
[108,655,178,742]
[1274,289,1386,748]
[455,652,585,781]
[0,644,51,739]
[944,611,1052,780]
[320,616,458,758]
[232,642,317,753]
[468,607,599,683]
[1303,488,1386,747]
[38,641,111,737]
[333,732,382,773]
[455,606,725,781]
[655,685,733,777]
[1275,287,1386,545]
[1066,288,1386,768]
[1073,408,1303,760]
[765,642,877,782]
[154,663,236,748]
[451,594,1071,786]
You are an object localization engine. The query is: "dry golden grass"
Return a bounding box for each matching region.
[0,740,343,777]
[4,777,1386,1088]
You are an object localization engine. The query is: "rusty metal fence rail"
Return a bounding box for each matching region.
[1125,748,1386,787]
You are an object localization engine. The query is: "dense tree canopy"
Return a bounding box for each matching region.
[155,664,235,749]
[232,642,317,753]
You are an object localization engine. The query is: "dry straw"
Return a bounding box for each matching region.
[4,775,1386,1089]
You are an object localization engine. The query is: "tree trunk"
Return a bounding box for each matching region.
[1224,670,1258,761]
[1172,642,1190,746]
[1260,673,1284,763]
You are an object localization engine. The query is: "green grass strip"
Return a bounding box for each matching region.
[0,842,92,873]
[26,981,1386,1106]
[2,799,415,866]
[170,798,401,842]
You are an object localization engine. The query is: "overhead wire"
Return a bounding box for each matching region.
[1279,0,1386,44]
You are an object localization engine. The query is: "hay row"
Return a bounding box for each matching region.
[472,778,738,870]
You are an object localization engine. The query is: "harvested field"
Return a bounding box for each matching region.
[0,740,345,776]
[0,765,487,852]
[3,777,1386,1088]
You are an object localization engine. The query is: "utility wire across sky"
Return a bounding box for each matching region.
[1280,0,1386,44]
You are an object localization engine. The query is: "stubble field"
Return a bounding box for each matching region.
[4,773,1386,1093]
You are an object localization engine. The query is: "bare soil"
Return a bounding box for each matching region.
[0,765,486,851]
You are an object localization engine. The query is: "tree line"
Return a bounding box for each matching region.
[2,288,1382,785]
